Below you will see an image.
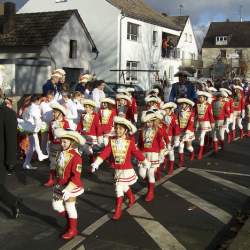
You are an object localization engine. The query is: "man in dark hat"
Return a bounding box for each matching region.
[169,71,197,102]
[0,87,20,218]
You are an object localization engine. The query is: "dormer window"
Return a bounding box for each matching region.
[216,36,228,46]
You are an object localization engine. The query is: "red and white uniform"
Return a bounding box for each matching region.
[77,112,102,144]
[96,136,145,197]
[212,99,230,142]
[138,128,164,163]
[162,113,180,142]
[54,148,84,197]
[246,97,250,134]
[49,119,70,145]
[232,93,244,132]
[52,148,84,237]
[98,108,116,145]
[49,119,70,170]
[177,108,195,154]
[195,102,215,132]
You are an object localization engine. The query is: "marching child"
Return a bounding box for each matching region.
[220,88,234,143]
[44,103,70,187]
[91,117,150,220]
[138,111,165,202]
[232,85,245,139]
[116,94,134,121]
[77,99,103,147]
[195,91,215,159]
[161,102,180,175]
[52,128,85,240]
[212,91,230,151]
[99,98,117,145]
[246,92,250,137]
[176,98,195,167]
[20,95,48,170]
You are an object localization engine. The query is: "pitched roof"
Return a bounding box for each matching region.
[106,0,181,31]
[0,9,97,52]
[168,16,189,30]
[203,21,250,48]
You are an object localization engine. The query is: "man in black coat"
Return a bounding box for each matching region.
[0,94,20,218]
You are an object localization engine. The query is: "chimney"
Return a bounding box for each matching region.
[3,2,16,34]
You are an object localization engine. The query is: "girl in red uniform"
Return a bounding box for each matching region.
[212,91,230,151]
[99,98,117,145]
[246,93,250,137]
[176,98,195,167]
[220,88,234,143]
[52,128,85,240]
[232,85,245,139]
[91,116,150,220]
[195,91,215,160]
[44,103,70,187]
[138,111,165,202]
[161,102,180,175]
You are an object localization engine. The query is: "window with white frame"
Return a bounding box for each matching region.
[127,22,139,41]
[215,36,228,45]
[152,31,158,46]
[126,61,139,81]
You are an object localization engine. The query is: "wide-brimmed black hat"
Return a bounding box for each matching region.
[174,70,192,77]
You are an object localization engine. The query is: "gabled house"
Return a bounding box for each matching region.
[202,21,250,79]
[169,16,199,74]
[0,2,97,95]
[19,0,185,89]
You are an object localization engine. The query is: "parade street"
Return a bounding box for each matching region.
[0,136,249,250]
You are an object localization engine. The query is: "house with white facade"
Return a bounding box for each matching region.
[18,0,185,90]
[19,0,199,90]
[169,16,199,74]
[0,2,97,95]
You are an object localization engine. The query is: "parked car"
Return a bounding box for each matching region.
[106,82,146,106]
[103,83,116,100]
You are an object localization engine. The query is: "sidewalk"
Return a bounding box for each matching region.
[229,217,250,250]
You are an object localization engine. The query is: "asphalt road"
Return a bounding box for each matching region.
[1,136,250,250]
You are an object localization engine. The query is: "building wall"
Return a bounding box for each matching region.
[120,16,181,90]
[19,0,120,82]
[15,63,51,95]
[202,47,250,77]
[42,14,93,71]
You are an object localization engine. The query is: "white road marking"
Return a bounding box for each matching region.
[128,203,186,250]
[188,168,250,196]
[162,181,232,224]
[190,168,250,177]
[59,168,186,250]
[76,245,85,250]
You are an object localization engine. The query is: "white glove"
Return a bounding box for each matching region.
[91,162,99,173]
[174,137,180,147]
[62,189,71,201]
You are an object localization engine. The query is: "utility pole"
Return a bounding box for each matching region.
[179,4,183,16]
[240,5,243,22]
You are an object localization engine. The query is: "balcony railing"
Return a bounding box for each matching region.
[162,48,180,59]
